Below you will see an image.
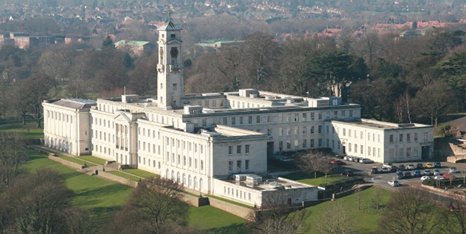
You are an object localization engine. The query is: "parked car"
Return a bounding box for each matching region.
[371,167,379,174]
[416,163,424,169]
[434,169,441,176]
[424,170,433,176]
[396,171,405,179]
[344,156,350,161]
[412,170,421,177]
[328,159,346,166]
[406,164,416,170]
[434,175,445,180]
[341,170,353,177]
[335,154,345,159]
[360,158,374,164]
[424,162,434,168]
[380,167,392,173]
[449,167,458,174]
[420,176,431,182]
[388,180,400,187]
[398,164,406,170]
[434,162,442,168]
[403,171,412,178]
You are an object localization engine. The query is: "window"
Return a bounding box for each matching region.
[232,117,236,125]
[228,161,233,171]
[407,133,411,142]
[355,144,358,153]
[311,139,314,147]
[237,145,242,154]
[256,115,261,123]
[318,125,322,133]
[183,156,186,166]
[399,134,403,142]
[248,116,252,124]
[245,145,250,154]
[286,141,291,149]
[170,33,176,39]
[302,139,307,148]
[237,160,241,170]
[201,160,204,170]
[389,135,394,143]
[318,139,322,147]
[239,116,243,124]
[222,117,227,125]
[361,145,363,154]
[311,126,314,134]
[414,133,418,142]
[245,160,250,170]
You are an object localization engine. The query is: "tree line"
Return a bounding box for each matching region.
[186,27,466,126]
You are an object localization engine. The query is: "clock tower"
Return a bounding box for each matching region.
[157,18,183,109]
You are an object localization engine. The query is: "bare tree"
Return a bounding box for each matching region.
[437,196,466,234]
[298,150,334,178]
[252,193,306,234]
[314,202,354,234]
[0,132,27,189]
[379,188,440,234]
[111,177,189,234]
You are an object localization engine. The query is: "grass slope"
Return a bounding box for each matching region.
[188,206,246,231]
[23,149,132,232]
[302,187,392,233]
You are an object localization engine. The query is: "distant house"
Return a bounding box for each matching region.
[195,40,244,49]
[114,40,155,56]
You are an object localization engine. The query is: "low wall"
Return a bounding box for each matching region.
[48,155,83,170]
[208,196,255,220]
[99,171,139,188]
[420,184,466,200]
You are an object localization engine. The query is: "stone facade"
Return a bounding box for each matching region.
[42,19,433,206]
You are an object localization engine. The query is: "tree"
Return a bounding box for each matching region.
[0,132,27,190]
[252,193,306,234]
[128,52,157,95]
[110,177,189,234]
[314,202,354,234]
[379,188,440,234]
[0,169,90,233]
[297,150,334,178]
[440,196,466,234]
[412,81,456,127]
[7,72,53,127]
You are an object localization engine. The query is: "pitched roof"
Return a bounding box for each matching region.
[157,18,181,31]
[52,99,96,109]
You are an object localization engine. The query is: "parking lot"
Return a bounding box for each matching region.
[331,157,466,191]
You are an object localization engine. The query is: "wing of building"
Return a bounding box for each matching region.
[42,18,433,208]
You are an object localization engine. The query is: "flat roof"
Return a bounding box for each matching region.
[333,119,432,130]
[223,175,314,191]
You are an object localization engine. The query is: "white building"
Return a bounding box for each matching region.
[42,18,432,207]
[43,99,95,155]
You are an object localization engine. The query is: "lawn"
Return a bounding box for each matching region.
[61,155,95,166]
[188,206,247,231]
[23,149,133,232]
[109,170,141,182]
[80,155,107,165]
[301,187,392,233]
[283,171,352,186]
[123,168,158,179]
[5,122,248,232]
[0,121,43,140]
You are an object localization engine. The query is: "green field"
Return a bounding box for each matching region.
[109,170,141,182]
[0,121,43,139]
[80,155,107,165]
[302,187,392,233]
[3,121,395,233]
[188,206,247,231]
[283,171,353,186]
[123,168,158,179]
[23,149,132,232]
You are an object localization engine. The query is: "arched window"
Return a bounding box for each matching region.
[170,47,178,65]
